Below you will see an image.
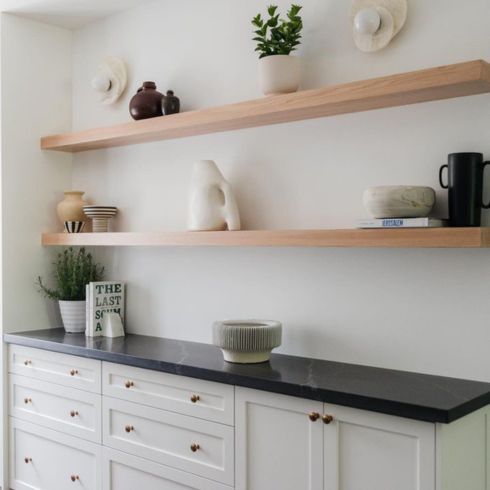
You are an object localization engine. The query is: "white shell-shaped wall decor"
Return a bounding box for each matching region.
[187,160,241,231]
[351,0,407,52]
[91,57,127,105]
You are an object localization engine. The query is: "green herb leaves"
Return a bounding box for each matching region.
[252,4,303,59]
[38,247,105,301]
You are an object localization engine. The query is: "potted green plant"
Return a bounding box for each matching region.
[252,4,303,95]
[38,247,104,333]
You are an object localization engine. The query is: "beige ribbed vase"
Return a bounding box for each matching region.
[213,320,282,364]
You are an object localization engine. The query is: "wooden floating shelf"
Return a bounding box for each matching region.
[41,60,490,153]
[41,228,490,248]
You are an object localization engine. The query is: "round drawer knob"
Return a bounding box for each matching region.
[70,369,79,376]
[125,381,134,389]
[70,410,79,418]
[24,360,32,366]
[308,412,320,422]
[24,457,32,464]
[125,425,134,433]
[322,414,334,425]
[190,394,200,403]
[24,397,32,404]
[70,475,80,482]
[190,443,200,452]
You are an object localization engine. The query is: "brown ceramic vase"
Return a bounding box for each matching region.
[129,81,163,120]
[162,90,180,115]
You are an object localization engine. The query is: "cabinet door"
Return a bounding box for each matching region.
[236,387,323,490]
[323,403,435,490]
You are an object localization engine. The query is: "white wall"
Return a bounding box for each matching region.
[71,0,490,382]
[1,14,72,487]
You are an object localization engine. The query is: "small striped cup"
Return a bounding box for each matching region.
[64,221,85,233]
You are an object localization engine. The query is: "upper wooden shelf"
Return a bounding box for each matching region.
[41,60,490,153]
[41,228,490,248]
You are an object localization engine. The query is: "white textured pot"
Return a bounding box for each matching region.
[59,300,86,333]
[259,55,300,96]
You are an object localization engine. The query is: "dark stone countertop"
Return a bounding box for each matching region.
[4,328,490,423]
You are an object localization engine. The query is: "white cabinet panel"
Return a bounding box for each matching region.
[10,418,102,490]
[235,387,323,490]
[103,361,234,425]
[103,396,234,486]
[103,447,232,490]
[9,345,101,393]
[323,403,435,490]
[10,374,101,443]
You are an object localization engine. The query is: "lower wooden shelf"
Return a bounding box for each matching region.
[41,228,490,248]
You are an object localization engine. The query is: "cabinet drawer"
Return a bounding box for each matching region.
[103,397,234,486]
[10,417,102,490]
[9,345,101,393]
[103,362,234,425]
[103,447,232,490]
[10,374,101,443]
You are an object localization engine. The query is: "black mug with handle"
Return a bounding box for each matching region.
[439,152,490,227]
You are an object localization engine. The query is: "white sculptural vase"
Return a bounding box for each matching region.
[187,160,241,231]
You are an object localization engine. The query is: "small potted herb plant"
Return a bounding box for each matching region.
[252,4,303,95]
[38,248,104,333]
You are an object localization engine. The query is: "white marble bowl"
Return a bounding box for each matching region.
[213,320,282,364]
[363,186,435,218]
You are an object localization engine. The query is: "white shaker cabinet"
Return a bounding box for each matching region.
[323,403,435,490]
[236,387,436,490]
[235,387,324,490]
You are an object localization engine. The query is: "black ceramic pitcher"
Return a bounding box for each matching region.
[439,152,490,226]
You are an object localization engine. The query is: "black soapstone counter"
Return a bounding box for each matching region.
[4,329,490,423]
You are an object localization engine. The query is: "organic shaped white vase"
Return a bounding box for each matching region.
[187,160,241,231]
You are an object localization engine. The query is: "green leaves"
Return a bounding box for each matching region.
[38,247,105,301]
[251,4,303,59]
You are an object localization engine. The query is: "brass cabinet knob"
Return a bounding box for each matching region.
[190,394,200,403]
[70,475,80,482]
[322,414,334,424]
[24,360,32,366]
[308,412,320,422]
[125,425,134,433]
[24,397,32,404]
[125,380,134,389]
[190,443,200,452]
[70,410,79,418]
[24,457,32,464]
[70,369,79,376]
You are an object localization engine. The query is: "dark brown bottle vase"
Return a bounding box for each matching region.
[162,90,180,115]
[129,81,163,120]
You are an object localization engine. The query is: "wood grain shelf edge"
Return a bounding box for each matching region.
[41,228,490,248]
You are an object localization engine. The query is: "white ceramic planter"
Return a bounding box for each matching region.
[258,55,300,96]
[59,300,86,333]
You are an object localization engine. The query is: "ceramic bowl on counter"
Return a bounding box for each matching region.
[83,206,118,232]
[363,186,436,218]
[213,319,282,364]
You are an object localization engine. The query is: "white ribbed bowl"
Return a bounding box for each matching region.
[59,300,86,333]
[213,320,282,364]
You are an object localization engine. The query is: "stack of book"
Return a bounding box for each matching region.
[85,281,125,337]
[357,218,447,229]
